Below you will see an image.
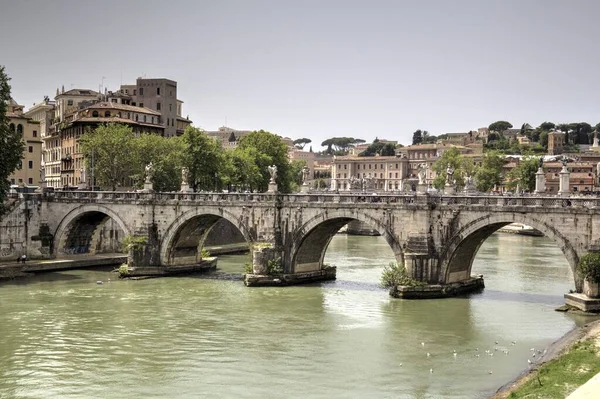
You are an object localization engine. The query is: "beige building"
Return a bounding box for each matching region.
[6,99,42,187]
[24,98,57,187]
[120,77,192,137]
[206,126,295,150]
[548,131,565,155]
[50,101,164,188]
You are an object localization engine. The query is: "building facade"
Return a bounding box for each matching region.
[120,78,192,137]
[6,99,42,187]
[50,101,164,188]
[24,98,57,187]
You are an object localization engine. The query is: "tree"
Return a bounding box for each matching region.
[412,130,423,145]
[432,147,469,190]
[293,138,312,150]
[538,121,555,131]
[133,134,185,192]
[224,147,264,192]
[0,66,24,217]
[488,121,513,136]
[320,137,366,155]
[474,151,504,192]
[288,159,307,192]
[506,156,539,192]
[520,123,533,138]
[79,124,137,191]
[238,130,292,192]
[594,123,600,133]
[181,126,225,192]
[539,131,549,149]
[358,140,396,157]
[569,122,593,145]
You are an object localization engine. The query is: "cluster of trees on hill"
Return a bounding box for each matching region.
[80,125,306,193]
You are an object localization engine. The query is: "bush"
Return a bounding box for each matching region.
[244,263,253,274]
[117,263,129,278]
[267,257,283,275]
[200,248,211,259]
[380,262,426,288]
[122,235,147,252]
[577,253,600,283]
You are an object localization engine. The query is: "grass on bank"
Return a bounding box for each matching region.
[508,338,600,399]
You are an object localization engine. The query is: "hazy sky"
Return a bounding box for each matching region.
[1,0,599,147]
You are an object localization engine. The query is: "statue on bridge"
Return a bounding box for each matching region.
[538,157,544,169]
[301,166,310,185]
[417,164,427,185]
[145,163,154,184]
[181,167,189,185]
[268,165,278,184]
[445,166,454,185]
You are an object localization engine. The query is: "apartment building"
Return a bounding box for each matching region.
[6,98,42,186]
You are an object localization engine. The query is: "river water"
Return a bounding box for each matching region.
[0,233,595,399]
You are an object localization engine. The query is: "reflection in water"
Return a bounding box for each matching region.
[0,233,596,399]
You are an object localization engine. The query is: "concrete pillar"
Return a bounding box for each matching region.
[143,181,154,192]
[534,168,545,194]
[267,182,278,193]
[559,165,570,196]
[416,183,427,194]
[180,183,192,193]
[444,184,455,195]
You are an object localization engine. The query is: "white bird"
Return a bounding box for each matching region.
[399,363,403,367]
[421,342,425,347]
[532,353,536,358]
[488,353,494,357]
[453,353,457,358]
[475,348,479,352]
[495,341,499,345]
[488,371,493,375]
[430,368,433,374]
[527,359,532,364]
[530,348,535,352]
[96,281,103,285]
[475,354,480,357]
[494,347,498,351]
[426,353,431,357]
[511,341,517,345]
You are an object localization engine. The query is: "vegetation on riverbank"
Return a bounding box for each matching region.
[505,338,600,398]
[380,261,425,288]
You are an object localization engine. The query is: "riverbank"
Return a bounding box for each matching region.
[491,319,600,398]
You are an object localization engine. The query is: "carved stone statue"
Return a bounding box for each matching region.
[562,158,568,167]
[538,157,544,169]
[145,162,154,184]
[79,167,86,184]
[446,166,454,185]
[268,165,278,184]
[181,167,189,185]
[301,166,310,185]
[40,166,46,184]
[417,163,427,185]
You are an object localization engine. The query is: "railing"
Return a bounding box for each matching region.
[29,190,600,209]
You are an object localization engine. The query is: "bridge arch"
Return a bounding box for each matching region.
[53,204,131,256]
[289,209,403,273]
[439,213,581,289]
[160,207,254,267]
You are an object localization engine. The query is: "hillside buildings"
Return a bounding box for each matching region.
[23,97,56,186]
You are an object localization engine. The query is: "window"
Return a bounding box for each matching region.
[104,111,111,117]
[18,178,23,183]
[170,90,173,97]
[135,114,139,121]
[127,112,131,119]
[169,104,172,112]
[67,100,73,106]
[10,178,14,184]
[375,164,377,170]
[9,123,15,132]
[157,88,160,95]
[33,130,37,137]
[395,172,398,178]
[139,103,144,108]
[18,161,22,170]
[344,164,347,169]
[28,160,33,169]
[17,124,23,135]
[28,178,33,184]
[139,88,144,95]
[369,164,372,169]
[157,102,161,110]
[389,173,392,178]
[380,164,383,169]
[380,173,383,178]
[143,115,147,123]
[133,89,137,95]
[28,146,33,153]
[92,110,99,117]
[344,173,347,178]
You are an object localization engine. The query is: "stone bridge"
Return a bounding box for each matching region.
[2,191,600,291]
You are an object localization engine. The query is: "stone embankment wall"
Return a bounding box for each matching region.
[0,196,49,260]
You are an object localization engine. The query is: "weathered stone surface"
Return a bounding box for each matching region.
[564,292,600,312]
[1,192,597,291]
[244,266,336,287]
[390,276,485,299]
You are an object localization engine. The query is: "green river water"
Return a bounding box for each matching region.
[0,233,594,399]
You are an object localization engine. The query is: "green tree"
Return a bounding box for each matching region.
[132,134,185,192]
[359,140,396,156]
[488,121,513,136]
[474,151,504,192]
[506,156,539,192]
[224,147,264,192]
[569,122,593,145]
[539,131,549,149]
[557,123,571,144]
[293,138,312,149]
[320,137,365,155]
[288,159,307,192]
[0,66,24,216]
[239,130,292,192]
[520,123,534,138]
[181,126,225,192]
[538,121,556,131]
[80,124,137,191]
[412,130,423,145]
[432,147,469,190]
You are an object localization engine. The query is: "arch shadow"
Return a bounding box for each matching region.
[53,205,131,256]
[290,209,403,273]
[160,207,253,267]
[439,214,580,289]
